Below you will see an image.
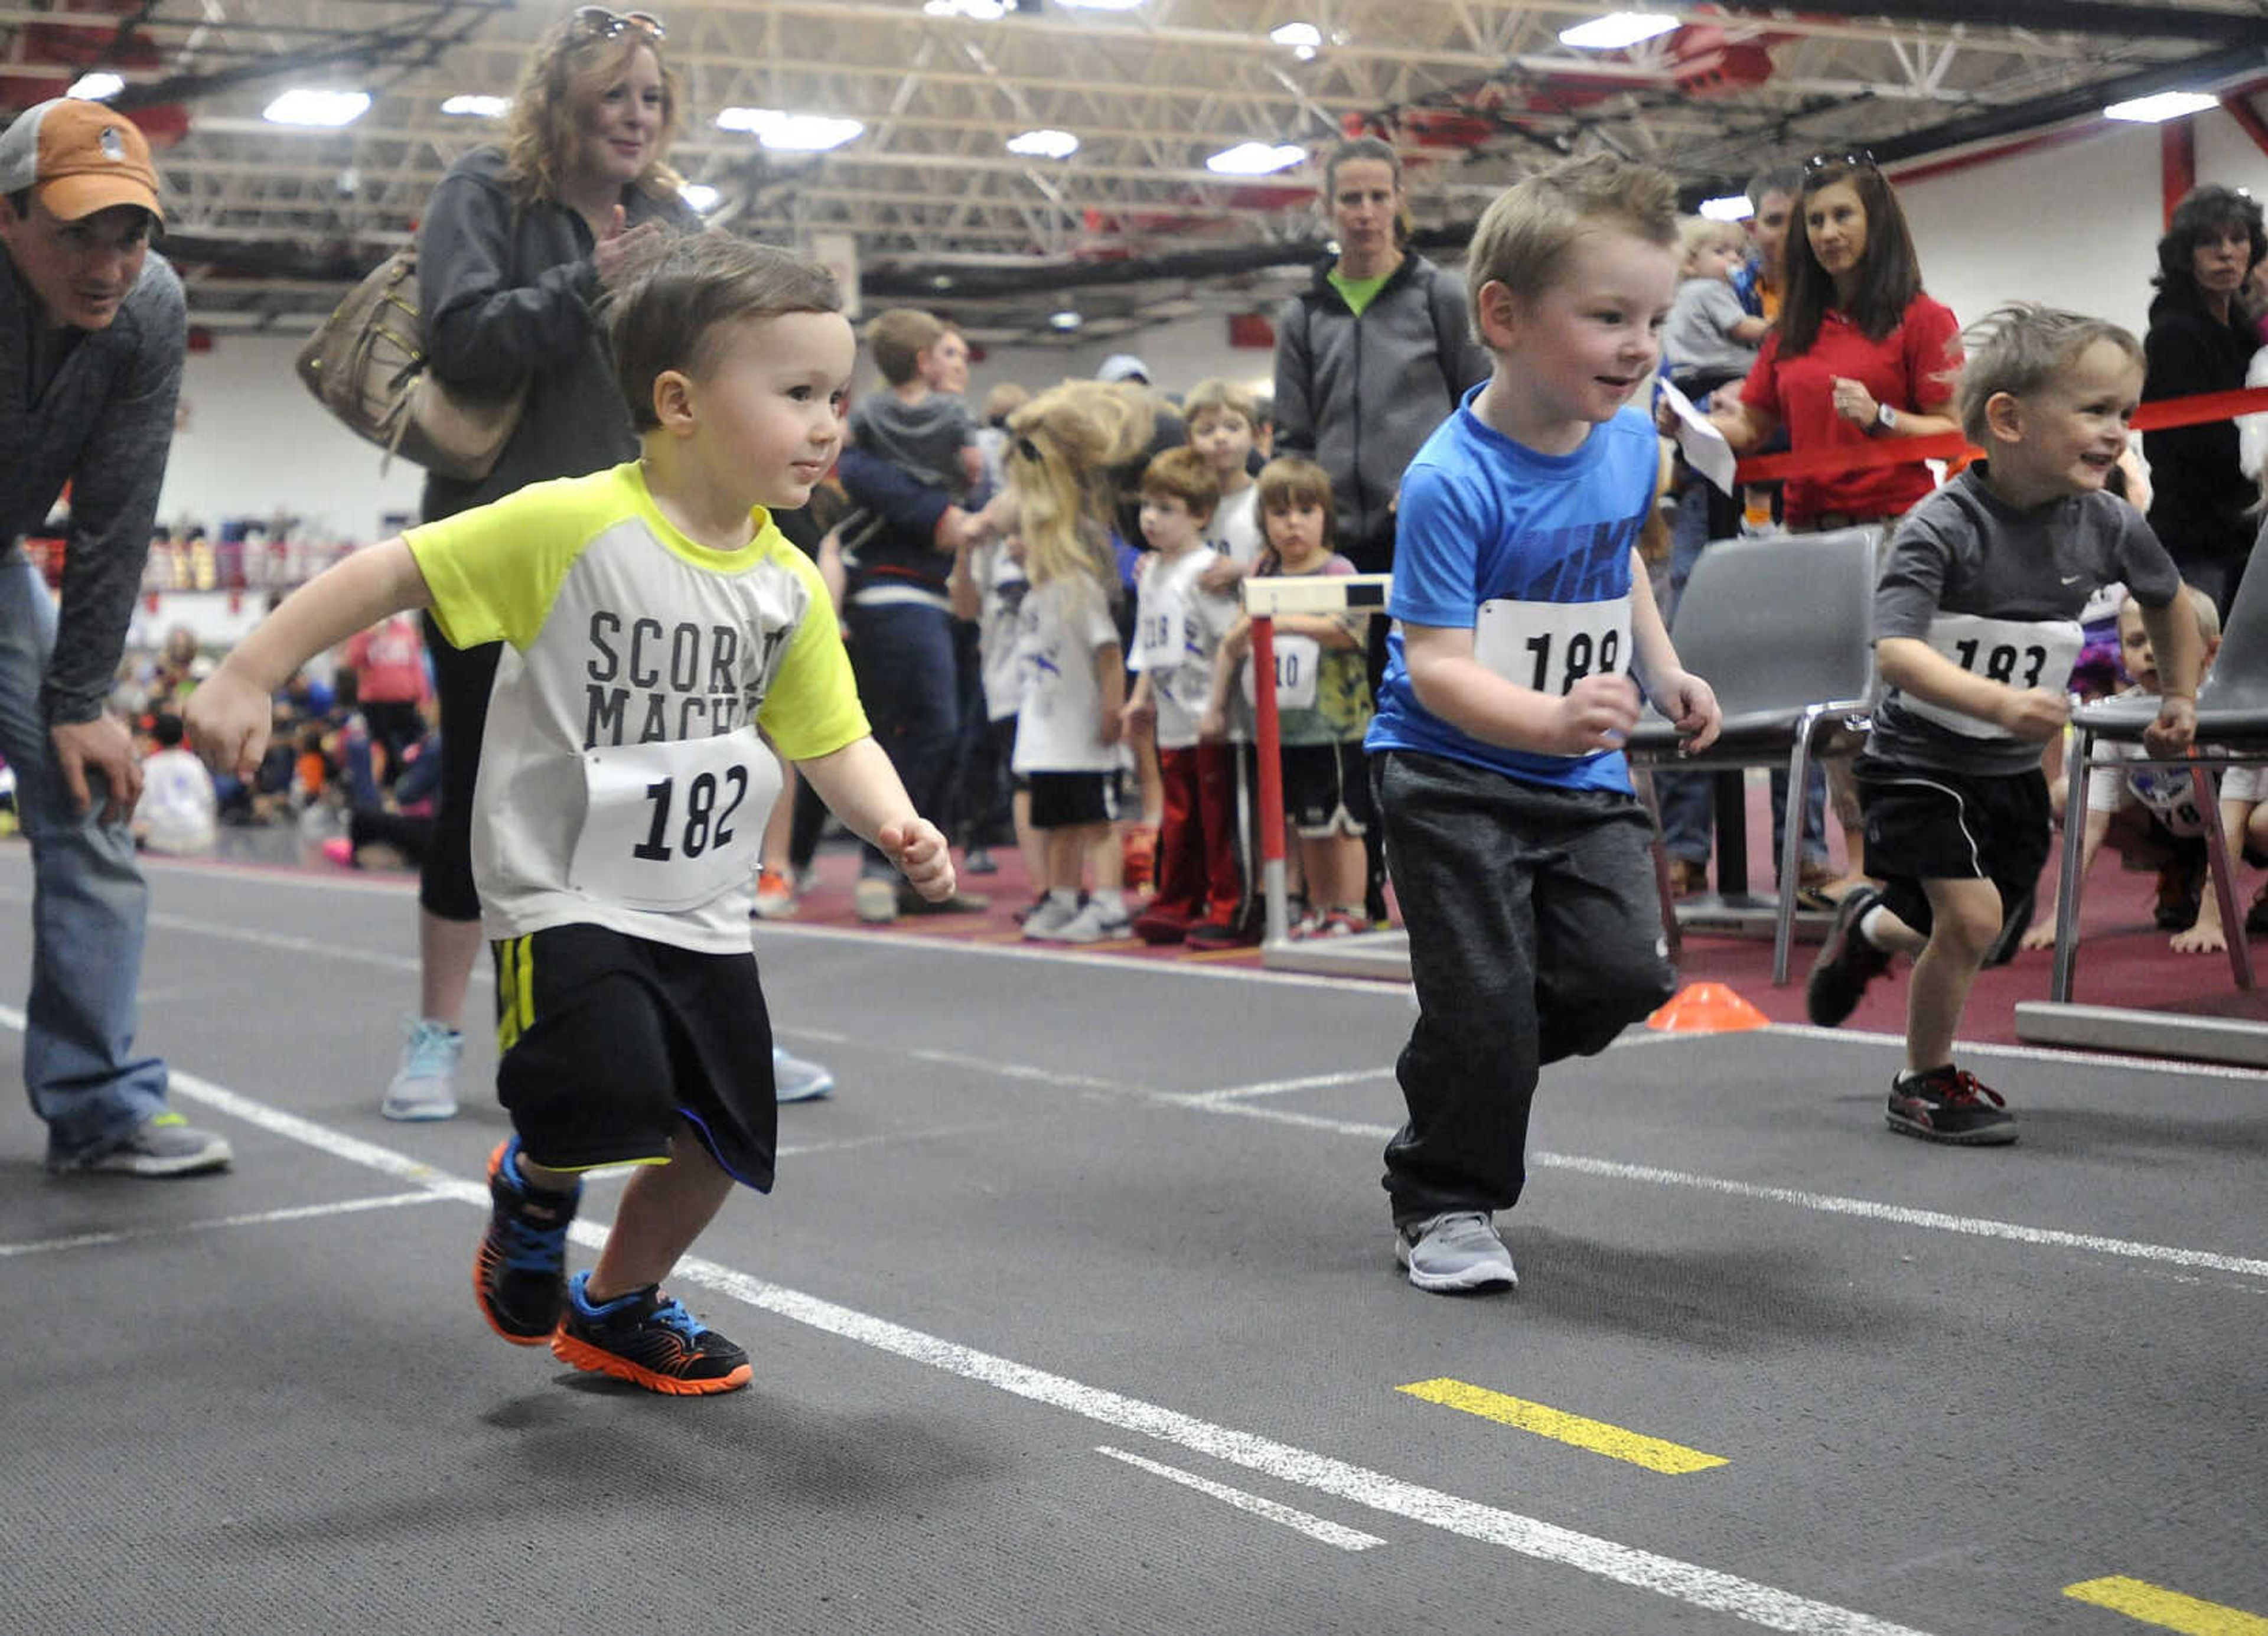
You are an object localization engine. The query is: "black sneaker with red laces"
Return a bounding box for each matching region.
[1886,1065,2017,1145]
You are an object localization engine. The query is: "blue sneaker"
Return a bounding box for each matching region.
[773,1045,835,1104]
[473,1138,580,1344]
[382,1017,461,1122]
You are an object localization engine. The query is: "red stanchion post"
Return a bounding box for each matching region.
[1250,613,1289,946]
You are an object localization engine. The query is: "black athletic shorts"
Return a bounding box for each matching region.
[493,923,777,1191]
[1283,741,1373,838]
[1027,768,1123,830]
[1857,760,2050,966]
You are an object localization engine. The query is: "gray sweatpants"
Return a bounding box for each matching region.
[1373,750,1676,1227]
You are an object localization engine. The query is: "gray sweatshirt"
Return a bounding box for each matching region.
[1,249,184,724]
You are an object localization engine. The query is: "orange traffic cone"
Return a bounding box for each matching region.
[1646,981,1770,1034]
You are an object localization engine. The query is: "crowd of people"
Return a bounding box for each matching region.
[2,0,2264,1384]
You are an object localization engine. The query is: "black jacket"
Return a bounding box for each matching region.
[2142,285,2260,569]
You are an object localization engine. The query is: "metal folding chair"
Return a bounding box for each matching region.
[1628,526,1882,985]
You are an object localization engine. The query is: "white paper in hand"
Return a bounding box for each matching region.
[1657,378,1737,497]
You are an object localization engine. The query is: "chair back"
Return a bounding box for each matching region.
[2197,522,2268,712]
[1665,526,1879,719]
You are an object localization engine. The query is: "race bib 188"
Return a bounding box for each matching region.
[1472,595,1631,697]
[568,731,779,912]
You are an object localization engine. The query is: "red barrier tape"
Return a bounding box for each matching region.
[1729,383,2268,486]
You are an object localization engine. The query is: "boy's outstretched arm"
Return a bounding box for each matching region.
[1626,556,1722,755]
[796,735,956,902]
[185,539,432,782]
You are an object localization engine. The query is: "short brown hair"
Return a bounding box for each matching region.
[1139,446,1220,521]
[1465,154,1680,317]
[1956,304,2145,447]
[1255,456,1335,530]
[864,307,946,386]
[608,235,841,432]
[1182,377,1257,431]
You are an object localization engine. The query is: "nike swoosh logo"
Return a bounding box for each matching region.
[2060,574,2085,584]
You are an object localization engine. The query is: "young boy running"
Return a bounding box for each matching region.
[1806,305,2198,1144]
[188,236,956,1394]
[1366,155,1722,1293]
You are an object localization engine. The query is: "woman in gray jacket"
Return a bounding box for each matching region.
[382,5,696,1122]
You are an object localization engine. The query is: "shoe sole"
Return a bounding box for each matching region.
[549,1330,752,1396]
[774,1081,833,1104]
[475,1143,565,1347]
[1394,1243,1518,1293]
[1805,894,1883,1028]
[380,1097,458,1122]
[76,1145,234,1177]
[1885,1113,2018,1146]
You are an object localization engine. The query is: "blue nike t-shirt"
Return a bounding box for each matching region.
[1366,390,1658,793]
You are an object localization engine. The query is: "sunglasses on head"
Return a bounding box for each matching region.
[572,6,666,43]
[1804,148,1876,174]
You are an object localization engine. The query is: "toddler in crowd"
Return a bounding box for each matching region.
[1203,456,1374,938]
[1365,155,1719,1292]
[133,712,217,856]
[189,234,954,1396]
[1662,215,1770,397]
[1182,377,1266,582]
[848,307,983,500]
[1807,305,2198,1145]
[1006,380,1148,944]
[1122,447,1243,944]
[2022,589,2243,953]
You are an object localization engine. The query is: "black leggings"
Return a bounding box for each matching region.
[418,612,500,923]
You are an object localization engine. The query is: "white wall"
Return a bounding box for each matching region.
[152,107,2268,524]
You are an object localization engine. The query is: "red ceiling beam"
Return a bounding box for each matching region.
[2223,92,2268,161]
[2162,119,2196,227]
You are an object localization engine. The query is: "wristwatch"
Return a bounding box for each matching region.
[1873,402,1899,435]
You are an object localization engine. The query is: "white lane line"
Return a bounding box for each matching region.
[4,1022,1937,1634]
[1187,1068,1396,1104]
[0,1189,446,1259]
[1093,1445,1387,1552]
[1761,1020,2268,1083]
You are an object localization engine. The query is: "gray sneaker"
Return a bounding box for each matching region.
[382,1017,462,1122]
[1021,895,1081,940]
[50,1112,233,1177]
[1396,1211,1518,1293]
[1049,899,1133,944]
[773,1045,836,1104]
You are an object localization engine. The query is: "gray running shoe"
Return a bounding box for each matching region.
[50,1112,233,1177]
[1021,895,1081,940]
[382,1017,462,1122]
[1396,1211,1518,1293]
[1049,900,1133,944]
[773,1045,836,1103]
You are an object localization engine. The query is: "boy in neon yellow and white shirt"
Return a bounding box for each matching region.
[190,236,954,1397]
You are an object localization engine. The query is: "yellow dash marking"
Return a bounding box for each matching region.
[1397,1378,1728,1475]
[2064,1577,2268,1635]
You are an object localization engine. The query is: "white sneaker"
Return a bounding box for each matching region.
[1021,895,1081,940]
[382,1017,462,1121]
[853,876,899,924]
[1051,899,1133,944]
[1396,1211,1517,1293]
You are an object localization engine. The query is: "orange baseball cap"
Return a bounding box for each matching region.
[0,98,163,223]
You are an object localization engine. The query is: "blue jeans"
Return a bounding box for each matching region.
[845,598,960,878]
[0,552,168,1156]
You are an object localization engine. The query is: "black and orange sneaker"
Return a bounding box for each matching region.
[474,1138,579,1345]
[550,1272,752,1396]
[1886,1065,2017,1146]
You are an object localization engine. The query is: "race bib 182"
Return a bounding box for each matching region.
[568,731,779,912]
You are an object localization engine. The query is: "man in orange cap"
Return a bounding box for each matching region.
[0,97,230,1175]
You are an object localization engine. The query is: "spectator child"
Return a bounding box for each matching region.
[850,307,983,500]
[1005,381,1149,944]
[1806,305,2199,1144]
[2021,589,2244,953]
[1662,215,1769,395]
[1183,378,1266,580]
[133,712,217,856]
[1203,457,1375,936]
[1364,155,1720,1291]
[188,234,955,1396]
[1122,448,1241,943]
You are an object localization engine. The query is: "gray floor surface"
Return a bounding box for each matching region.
[0,848,2262,1635]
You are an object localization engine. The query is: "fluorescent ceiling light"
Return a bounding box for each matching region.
[1557,12,1680,50]
[1057,0,1143,9]
[679,183,721,213]
[1007,127,1080,158]
[1699,194,1752,222]
[2103,90,2218,123]
[716,107,865,152]
[442,94,511,118]
[923,0,1008,17]
[263,89,371,128]
[67,72,123,101]
[1270,22,1322,48]
[1206,141,1305,177]
[1050,310,1083,330]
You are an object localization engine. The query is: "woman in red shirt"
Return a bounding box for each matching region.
[1712,151,1963,530]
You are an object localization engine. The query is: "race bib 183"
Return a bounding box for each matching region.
[568,731,779,912]
[1902,613,2084,738]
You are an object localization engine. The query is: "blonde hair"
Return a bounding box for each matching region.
[1182,377,1257,431]
[1677,214,1746,269]
[2120,585,2221,646]
[1956,303,2146,447]
[1465,154,1680,315]
[982,382,1030,425]
[1139,447,1220,521]
[1005,380,1153,605]
[864,307,946,386]
[503,12,683,209]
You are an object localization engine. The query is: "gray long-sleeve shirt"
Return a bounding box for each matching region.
[1,249,184,724]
